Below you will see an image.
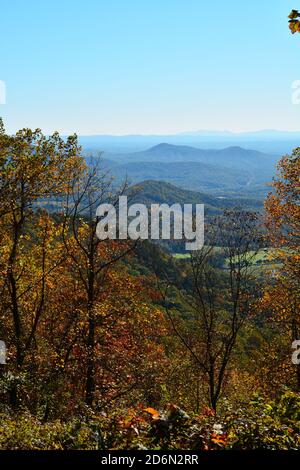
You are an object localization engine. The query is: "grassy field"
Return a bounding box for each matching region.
[173,253,191,259]
[173,247,282,270]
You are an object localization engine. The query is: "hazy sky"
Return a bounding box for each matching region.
[1,0,300,135]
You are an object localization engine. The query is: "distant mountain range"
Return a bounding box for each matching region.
[78,130,300,154]
[100,143,278,196]
[177,129,300,139]
[109,143,277,169]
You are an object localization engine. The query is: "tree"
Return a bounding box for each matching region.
[61,158,137,407]
[263,150,300,390]
[164,210,263,410]
[288,10,300,33]
[0,123,84,406]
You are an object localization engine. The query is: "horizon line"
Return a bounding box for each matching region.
[73,129,300,138]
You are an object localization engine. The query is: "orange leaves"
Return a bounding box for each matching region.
[260,155,300,382]
[288,11,300,34]
[289,9,300,20]
[264,152,300,321]
[117,404,231,450]
[210,432,228,447]
[201,405,216,417]
[144,407,160,419]
[118,414,146,430]
[289,20,300,34]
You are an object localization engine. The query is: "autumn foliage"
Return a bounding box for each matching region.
[0,122,300,449]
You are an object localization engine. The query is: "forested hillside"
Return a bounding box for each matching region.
[129,180,263,212]
[0,122,299,450]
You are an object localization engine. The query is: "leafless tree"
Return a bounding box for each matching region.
[164,210,263,410]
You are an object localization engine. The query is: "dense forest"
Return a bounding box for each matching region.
[0,120,299,450]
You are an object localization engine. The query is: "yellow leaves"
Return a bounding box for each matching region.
[264,152,300,294]
[289,10,300,20]
[289,11,300,34]
[260,275,300,327]
[289,20,300,34]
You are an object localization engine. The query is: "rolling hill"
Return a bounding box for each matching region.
[99,143,278,195]
[128,180,263,214]
[110,143,277,171]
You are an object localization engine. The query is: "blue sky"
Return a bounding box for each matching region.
[1,0,300,135]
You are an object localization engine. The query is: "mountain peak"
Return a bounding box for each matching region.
[147,143,176,151]
[146,143,195,153]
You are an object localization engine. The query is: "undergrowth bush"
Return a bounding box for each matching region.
[0,391,299,450]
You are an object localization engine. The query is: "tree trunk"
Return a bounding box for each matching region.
[85,267,95,407]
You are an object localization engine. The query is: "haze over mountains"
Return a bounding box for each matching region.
[99,143,279,197]
[79,130,300,154]
[109,143,276,169]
